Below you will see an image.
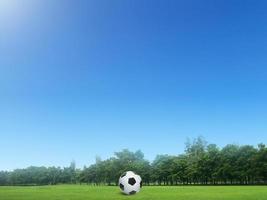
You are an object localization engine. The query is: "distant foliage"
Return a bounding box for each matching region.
[1,137,267,186]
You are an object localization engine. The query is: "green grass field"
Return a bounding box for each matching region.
[0,185,266,200]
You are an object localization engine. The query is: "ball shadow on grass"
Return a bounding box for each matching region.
[118,191,137,197]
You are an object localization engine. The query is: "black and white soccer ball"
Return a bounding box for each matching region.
[119,171,142,195]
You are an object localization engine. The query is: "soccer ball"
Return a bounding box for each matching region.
[119,171,142,195]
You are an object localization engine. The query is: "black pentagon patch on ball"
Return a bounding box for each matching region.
[120,172,127,178]
[140,181,142,188]
[128,177,136,185]
[119,183,124,191]
[129,190,136,195]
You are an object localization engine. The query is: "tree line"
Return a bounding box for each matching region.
[0,137,267,186]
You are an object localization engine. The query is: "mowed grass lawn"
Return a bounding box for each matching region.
[0,185,266,200]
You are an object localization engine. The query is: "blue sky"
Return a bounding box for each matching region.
[1,0,267,170]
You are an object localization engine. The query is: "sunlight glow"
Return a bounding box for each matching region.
[0,0,40,25]
[0,0,39,37]
[0,0,20,17]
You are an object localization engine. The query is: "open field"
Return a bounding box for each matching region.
[0,185,266,200]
